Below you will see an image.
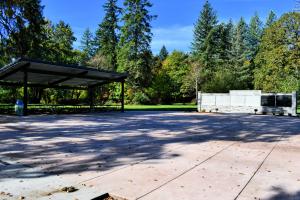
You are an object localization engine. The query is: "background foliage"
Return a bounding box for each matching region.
[0,0,299,105]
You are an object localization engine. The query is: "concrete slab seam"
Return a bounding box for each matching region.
[78,137,204,185]
[234,136,283,200]
[136,142,237,200]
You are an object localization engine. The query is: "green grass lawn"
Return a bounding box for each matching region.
[125,103,197,111]
[0,103,197,112]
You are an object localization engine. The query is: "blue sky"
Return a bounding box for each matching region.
[41,0,295,54]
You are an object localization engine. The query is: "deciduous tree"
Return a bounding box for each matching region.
[254,12,300,92]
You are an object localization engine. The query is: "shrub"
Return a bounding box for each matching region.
[132,91,151,105]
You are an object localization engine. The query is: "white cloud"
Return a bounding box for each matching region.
[151,25,194,54]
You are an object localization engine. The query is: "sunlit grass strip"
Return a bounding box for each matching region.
[125,104,196,111]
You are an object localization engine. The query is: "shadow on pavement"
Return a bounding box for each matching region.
[0,111,299,180]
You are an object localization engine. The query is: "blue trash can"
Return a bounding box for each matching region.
[15,100,24,116]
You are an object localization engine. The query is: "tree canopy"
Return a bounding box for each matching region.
[0,0,299,106]
[254,12,300,92]
[117,0,156,91]
[95,0,121,71]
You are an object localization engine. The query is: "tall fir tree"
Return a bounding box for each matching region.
[80,28,95,64]
[202,23,231,68]
[118,0,155,89]
[232,18,248,63]
[226,19,235,61]
[95,0,121,71]
[192,0,218,57]
[158,45,168,61]
[217,23,232,63]
[248,13,263,59]
[232,17,252,88]
[265,11,277,27]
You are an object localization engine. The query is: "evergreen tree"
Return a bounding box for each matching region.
[238,13,263,89]
[248,13,263,59]
[118,0,156,89]
[265,11,277,27]
[48,21,77,64]
[215,23,232,63]
[227,19,235,39]
[54,21,76,51]
[226,19,235,61]
[232,17,252,88]
[192,0,218,56]
[95,0,121,71]
[24,0,47,59]
[80,28,95,63]
[199,22,233,93]
[202,23,231,68]
[158,45,168,61]
[232,18,248,61]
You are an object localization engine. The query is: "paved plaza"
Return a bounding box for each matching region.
[0,111,300,200]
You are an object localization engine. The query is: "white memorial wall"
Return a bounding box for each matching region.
[197,90,297,116]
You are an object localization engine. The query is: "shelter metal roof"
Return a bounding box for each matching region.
[0,58,127,90]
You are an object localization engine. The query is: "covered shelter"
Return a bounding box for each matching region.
[0,58,127,115]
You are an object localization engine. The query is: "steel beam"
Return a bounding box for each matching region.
[0,81,87,90]
[49,71,88,85]
[0,63,30,80]
[24,68,112,81]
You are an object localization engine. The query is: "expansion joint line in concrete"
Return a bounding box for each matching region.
[78,139,201,185]
[233,138,282,200]
[136,142,237,200]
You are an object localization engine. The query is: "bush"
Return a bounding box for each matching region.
[132,91,151,105]
[202,69,242,93]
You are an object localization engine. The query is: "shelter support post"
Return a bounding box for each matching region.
[23,70,28,116]
[88,86,94,112]
[121,80,125,113]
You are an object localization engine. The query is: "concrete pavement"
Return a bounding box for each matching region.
[0,111,300,200]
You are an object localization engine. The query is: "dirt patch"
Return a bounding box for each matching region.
[60,186,78,193]
[40,186,78,198]
[0,191,13,198]
[92,193,128,200]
